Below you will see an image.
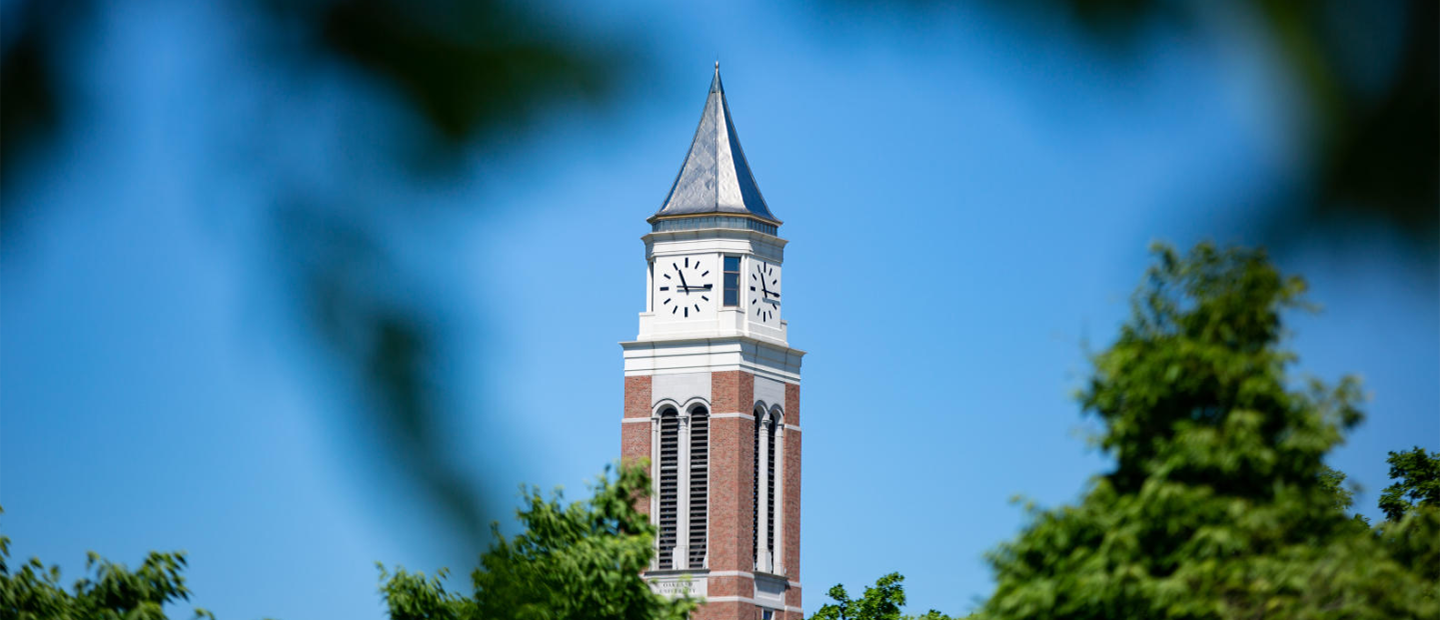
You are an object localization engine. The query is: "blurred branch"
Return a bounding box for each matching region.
[0,0,638,554]
[854,0,1439,252]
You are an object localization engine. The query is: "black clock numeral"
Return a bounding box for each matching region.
[663,298,670,305]
[751,299,757,305]
[663,274,670,279]
[701,271,709,277]
[750,286,756,291]
[684,257,689,268]
[659,286,669,291]
[701,295,709,301]
[684,307,689,317]
[672,306,678,314]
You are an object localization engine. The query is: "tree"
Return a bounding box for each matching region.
[379,461,697,620]
[0,525,214,620]
[978,242,1440,619]
[1373,447,1440,592]
[810,573,959,620]
[1379,447,1440,522]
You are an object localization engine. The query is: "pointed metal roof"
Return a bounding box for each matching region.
[653,64,778,224]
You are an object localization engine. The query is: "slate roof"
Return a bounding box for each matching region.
[653,64,778,224]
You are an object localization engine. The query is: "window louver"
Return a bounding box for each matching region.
[766,419,777,562]
[688,408,709,569]
[657,409,679,570]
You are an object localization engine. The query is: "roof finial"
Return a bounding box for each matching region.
[715,59,719,70]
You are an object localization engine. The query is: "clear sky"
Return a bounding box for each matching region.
[2,1,1435,619]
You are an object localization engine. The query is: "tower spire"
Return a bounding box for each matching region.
[654,65,778,224]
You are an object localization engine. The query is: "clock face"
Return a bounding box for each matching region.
[750,261,781,323]
[659,256,711,318]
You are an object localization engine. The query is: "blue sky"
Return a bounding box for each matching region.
[2,1,1435,619]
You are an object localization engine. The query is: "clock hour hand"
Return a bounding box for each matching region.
[680,284,712,291]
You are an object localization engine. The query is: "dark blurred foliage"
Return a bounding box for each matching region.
[0,0,89,192]
[869,0,1439,253]
[2,0,633,554]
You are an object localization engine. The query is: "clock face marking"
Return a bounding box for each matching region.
[752,261,780,322]
[661,257,711,317]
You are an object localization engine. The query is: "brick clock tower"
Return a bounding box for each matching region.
[621,64,804,620]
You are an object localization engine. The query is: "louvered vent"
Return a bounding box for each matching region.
[657,410,680,570]
[688,408,709,569]
[766,419,777,563]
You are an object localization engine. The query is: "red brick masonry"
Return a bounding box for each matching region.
[624,370,801,620]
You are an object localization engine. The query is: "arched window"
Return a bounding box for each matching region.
[688,406,709,569]
[656,407,680,570]
[752,404,784,574]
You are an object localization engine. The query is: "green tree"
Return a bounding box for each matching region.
[811,573,959,620]
[978,242,1440,619]
[379,461,697,620]
[1379,447,1440,522]
[0,527,214,620]
[1373,447,1440,593]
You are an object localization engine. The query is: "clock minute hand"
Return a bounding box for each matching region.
[675,268,689,292]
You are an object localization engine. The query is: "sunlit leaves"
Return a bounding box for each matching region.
[978,242,1440,619]
[0,522,215,620]
[378,461,697,620]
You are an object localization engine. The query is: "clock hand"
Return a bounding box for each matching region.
[675,267,689,292]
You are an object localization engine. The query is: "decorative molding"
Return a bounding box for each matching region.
[621,336,804,384]
[710,412,756,420]
[701,595,802,614]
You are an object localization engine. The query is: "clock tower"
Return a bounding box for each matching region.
[621,64,804,620]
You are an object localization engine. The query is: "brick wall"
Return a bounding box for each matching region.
[622,376,652,517]
[626,370,803,619]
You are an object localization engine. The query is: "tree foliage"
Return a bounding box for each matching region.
[810,572,960,620]
[1379,447,1440,522]
[978,242,1440,619]
[380,461,696,620]
[0,526,214,620]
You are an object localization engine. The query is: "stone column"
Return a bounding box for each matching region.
[650,413,662,570]
[675,413,691,569]
[772,421,785,575]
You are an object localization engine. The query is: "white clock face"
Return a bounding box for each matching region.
[659,256,711,318]
[750,261,781,323]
